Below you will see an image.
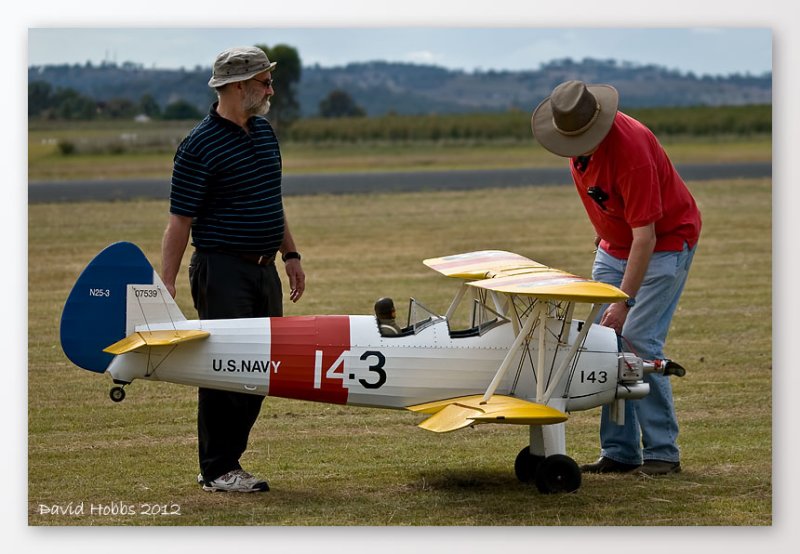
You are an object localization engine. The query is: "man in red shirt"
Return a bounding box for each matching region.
[531,80,701,475]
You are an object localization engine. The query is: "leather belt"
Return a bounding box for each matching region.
[203,249,276,266]
[236,252,276,266]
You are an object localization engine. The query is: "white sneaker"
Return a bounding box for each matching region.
[199,469,269,492]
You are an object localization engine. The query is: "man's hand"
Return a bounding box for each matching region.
[599,302,628,335]
[285,259,305,303]
[165,282,177,299]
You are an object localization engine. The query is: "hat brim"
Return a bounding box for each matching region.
[531,84,619,157]
[207,61,278,88]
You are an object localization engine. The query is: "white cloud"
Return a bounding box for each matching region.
[405,50,439,64]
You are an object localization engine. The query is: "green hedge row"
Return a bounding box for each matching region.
[285,105,771,143]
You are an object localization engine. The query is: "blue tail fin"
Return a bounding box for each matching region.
[60,242,162,373]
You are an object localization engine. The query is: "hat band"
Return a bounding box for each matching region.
[214,61,271,78]
[553,103,601,136]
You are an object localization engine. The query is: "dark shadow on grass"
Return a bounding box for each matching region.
[408,468,528,492]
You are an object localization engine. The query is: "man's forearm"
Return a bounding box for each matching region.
[279,215,298,255]
[161,214,192,296]
[598,224,656,334]
[619,224,656,298]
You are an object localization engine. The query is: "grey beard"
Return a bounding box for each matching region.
[245,98,271,117]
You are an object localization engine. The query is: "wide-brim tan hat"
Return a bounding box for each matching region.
[208,46,277,88]
[531,80,619,157]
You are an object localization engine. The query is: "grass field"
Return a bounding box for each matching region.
[27,176,771,527]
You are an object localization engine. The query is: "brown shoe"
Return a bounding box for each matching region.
[638,460,681,475]
[580,457,641,474]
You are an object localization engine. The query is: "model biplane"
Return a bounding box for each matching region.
[60,243,685,493]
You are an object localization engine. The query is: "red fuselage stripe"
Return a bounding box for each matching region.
[269,316,351,404]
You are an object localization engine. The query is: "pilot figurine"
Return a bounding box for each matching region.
[374,297,401,336]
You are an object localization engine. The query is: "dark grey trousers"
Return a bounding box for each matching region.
[189,250,283,481]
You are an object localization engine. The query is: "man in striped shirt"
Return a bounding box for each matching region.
[161,46,305,493]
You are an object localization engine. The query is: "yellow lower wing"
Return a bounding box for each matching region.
[103,329,210,355]
[407,395,568,433]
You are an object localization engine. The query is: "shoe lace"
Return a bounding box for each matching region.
[227,469,258,482]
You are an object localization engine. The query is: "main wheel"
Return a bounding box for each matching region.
[109,386,126,403]
[514,446,545,483]
[534,454,581,494]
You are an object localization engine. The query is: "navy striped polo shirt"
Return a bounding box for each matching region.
[169,103,284,255]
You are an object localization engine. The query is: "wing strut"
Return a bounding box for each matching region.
[539,303,602,403]
[445,283,469,320]
[481,302,542,404]
[536,304,548,401]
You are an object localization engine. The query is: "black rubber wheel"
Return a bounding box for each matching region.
[534,454,581,494]
[514,446,546,483]
[109,386,126,403]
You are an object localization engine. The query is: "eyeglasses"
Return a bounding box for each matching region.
[251,76,275,88]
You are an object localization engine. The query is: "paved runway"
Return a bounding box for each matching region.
[28,162,771,203]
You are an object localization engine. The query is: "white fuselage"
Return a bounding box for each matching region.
[107,314,622,412]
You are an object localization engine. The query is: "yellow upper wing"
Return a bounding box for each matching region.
[423,250,545,280]
[424,250,627,303]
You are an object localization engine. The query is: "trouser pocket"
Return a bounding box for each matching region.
[188,251,207,314]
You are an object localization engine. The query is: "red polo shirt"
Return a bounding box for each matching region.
[570,112,702,259]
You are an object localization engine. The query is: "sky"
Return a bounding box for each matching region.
[27,27,772,77]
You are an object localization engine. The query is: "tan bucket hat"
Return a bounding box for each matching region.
[208,46,277,88]
[531,80,619,157]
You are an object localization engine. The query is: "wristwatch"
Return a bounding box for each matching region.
[624,297,636,308]
[282,251,301,262]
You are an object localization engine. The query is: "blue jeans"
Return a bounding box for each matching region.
[591,242,697,464]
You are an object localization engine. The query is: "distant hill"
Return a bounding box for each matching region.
[28,58,772,117]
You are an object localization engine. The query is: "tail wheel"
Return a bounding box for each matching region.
[514,446,545,483]
[109,386,126,403]
[534,454,581,494]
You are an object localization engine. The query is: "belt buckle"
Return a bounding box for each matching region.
[257,255,266,266]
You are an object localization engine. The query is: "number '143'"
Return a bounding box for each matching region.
[580,370,608,384]
[313,350,387,390]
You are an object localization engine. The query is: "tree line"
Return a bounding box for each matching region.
[28,80,205,121]
[29,42,366,128]
[31,76,768,140]
[28,43,770,141]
